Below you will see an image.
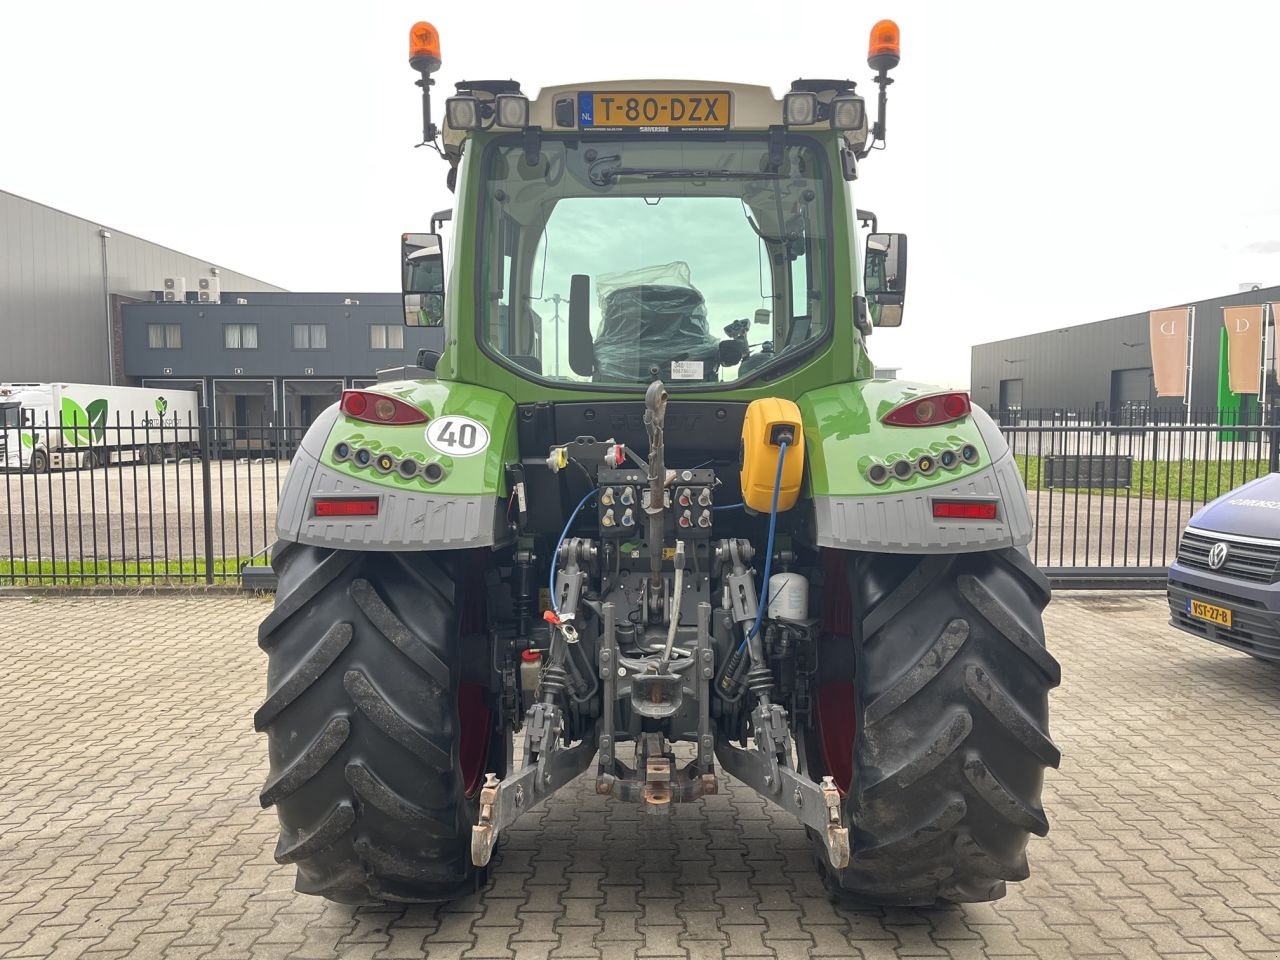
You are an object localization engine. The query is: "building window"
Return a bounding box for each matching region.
[292,323,327,350]
[147,323,182,349]
[224,323,259,349]
[370,324,404,350]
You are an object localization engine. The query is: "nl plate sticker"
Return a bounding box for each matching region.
[670,360,704,380]
[425,416,490,457]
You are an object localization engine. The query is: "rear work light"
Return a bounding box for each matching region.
[932,499,998,521]
[341,389,428,425]
[313,497,380,518]
[881,392,971,427]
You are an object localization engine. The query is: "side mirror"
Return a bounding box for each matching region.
[863,232,907,327]
[402,232,445,326]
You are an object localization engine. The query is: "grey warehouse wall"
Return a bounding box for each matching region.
[0,190,284,384]
[970,284,1280,416]
[122,297,442,380]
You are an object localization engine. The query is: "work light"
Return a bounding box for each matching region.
[446,95,481,130]
[495,94,530,129]
[783,92,817,126]
[831,94,866,131]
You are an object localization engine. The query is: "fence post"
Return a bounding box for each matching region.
[1270,424,1279,475]
[199,405,215,585]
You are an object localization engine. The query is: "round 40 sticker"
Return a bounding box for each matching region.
[425,415,490,457]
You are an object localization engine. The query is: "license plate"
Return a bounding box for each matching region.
[1187,598,1232,628]
[578,91,730,130]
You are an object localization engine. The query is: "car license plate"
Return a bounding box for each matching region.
[1187,598,1232,628]
[578,91,730,130]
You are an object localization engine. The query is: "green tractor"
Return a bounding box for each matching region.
[256,18,1059,906]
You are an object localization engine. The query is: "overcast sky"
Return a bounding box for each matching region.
[2,1,1276,387]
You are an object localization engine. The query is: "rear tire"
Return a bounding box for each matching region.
[809,548,1060,905]
[256,542,505,904]
[28,449,49,473]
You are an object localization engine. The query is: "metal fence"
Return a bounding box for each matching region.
[998,412,1279,586]
[1,408,1277,588]
[1,409,302,585]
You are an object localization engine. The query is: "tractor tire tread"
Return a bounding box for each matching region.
[259,715,350,808]
[829,547,1059,905]
[259,543,487,904]
[253,622,353,731]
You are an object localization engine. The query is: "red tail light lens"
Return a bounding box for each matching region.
[931,499,998,520]
[313,496,380,517]
[340,390,428,425]
[882,392,971,427]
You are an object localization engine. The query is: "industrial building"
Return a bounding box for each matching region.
[1,189,283,384]
[970,284,1280,422]
[121,292,442,434]
[1,189,442,433]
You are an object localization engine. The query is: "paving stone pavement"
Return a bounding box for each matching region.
[1,591,1279,959]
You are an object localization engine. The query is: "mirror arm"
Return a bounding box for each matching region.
[854,296,872,336]
[766,126,786,170]
[523,126,543,167]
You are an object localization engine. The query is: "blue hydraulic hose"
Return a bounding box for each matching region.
[549,487,597,616]
[737,438,789,654]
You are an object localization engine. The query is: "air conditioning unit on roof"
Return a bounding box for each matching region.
[198,277,221,303]
[162,277,187,302]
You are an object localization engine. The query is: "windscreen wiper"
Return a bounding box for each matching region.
[590,166,784,186]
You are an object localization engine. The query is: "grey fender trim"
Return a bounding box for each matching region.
[812,451,1033,554]
[276,446,508,550]
[969,405,1011,462]
[297,402,342,459]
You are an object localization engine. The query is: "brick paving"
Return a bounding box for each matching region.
[1,591,1279,958]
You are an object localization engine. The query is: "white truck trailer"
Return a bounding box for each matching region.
[0,383,199,472]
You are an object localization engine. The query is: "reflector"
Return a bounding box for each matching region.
[932,500,998,520]
[314,497,380,518]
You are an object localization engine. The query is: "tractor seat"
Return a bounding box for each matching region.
[592,284,720,383]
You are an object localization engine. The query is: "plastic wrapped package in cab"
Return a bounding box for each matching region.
[592,262,720,383]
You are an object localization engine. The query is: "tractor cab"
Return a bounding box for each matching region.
[401,67,909,399]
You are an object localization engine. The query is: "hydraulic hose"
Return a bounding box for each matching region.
[737,437,790,658]
[549,487,597,616]
[659,559,684,671]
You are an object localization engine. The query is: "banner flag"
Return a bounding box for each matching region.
[1149,308,1190,397]
[1222,305,1265,394]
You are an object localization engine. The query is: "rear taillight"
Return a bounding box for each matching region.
[313,496,380,517]
[931,499,998,520]
[882,392,971,427]
[341,390,428,425]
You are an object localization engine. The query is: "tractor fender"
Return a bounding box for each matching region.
[276,380,517,550]
[799,380,1033,554]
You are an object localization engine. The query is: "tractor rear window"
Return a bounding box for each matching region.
[476,136,832,388]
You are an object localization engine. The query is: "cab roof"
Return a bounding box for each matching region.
[440,78,857,150]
